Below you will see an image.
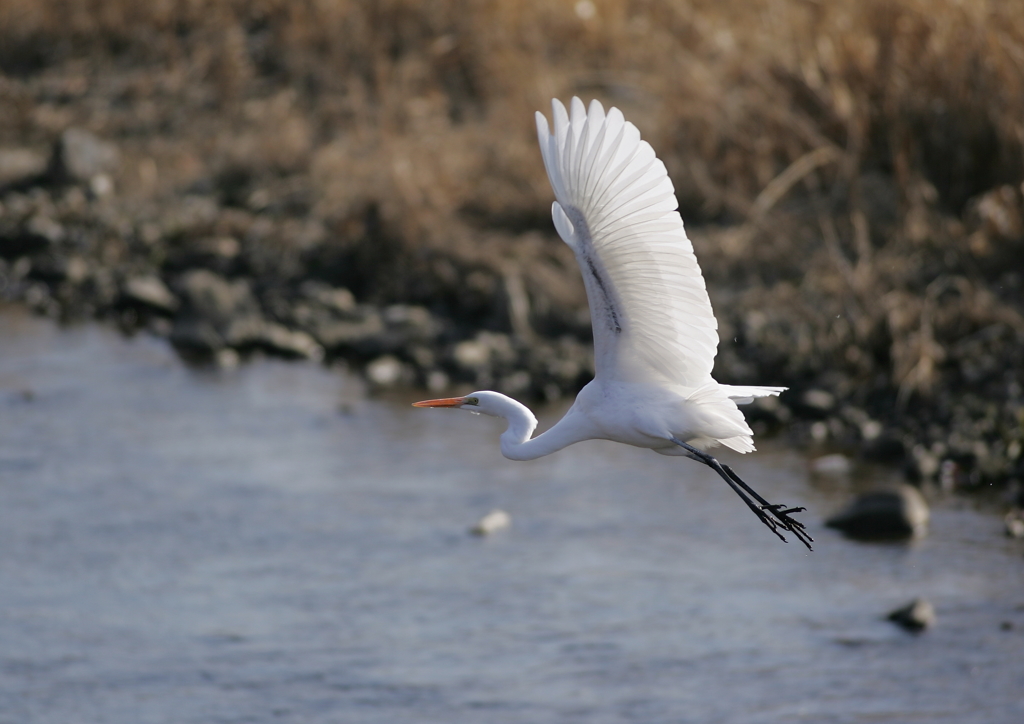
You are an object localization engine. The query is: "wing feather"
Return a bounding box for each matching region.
[536,98,719,387]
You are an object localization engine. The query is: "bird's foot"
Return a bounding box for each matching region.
[760,503,813,550]
[719,461,814,551]
[669,438,814,551]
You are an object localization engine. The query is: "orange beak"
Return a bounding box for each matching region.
[412,396,467,408]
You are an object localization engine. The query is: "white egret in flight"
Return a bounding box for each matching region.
[415,98,812,549]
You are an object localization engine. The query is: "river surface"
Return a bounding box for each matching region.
[1,307,1022,724]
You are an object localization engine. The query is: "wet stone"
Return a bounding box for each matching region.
[887,598,936,632]
[825,485,930,540]
[470,509,511,536]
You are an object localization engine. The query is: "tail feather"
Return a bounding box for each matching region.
[719,385,787,406]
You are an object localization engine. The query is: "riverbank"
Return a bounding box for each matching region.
[1,0,1022,497]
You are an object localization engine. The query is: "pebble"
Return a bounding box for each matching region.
[887,598,936,632]
[825,485,929,540]
[470,509,511,536]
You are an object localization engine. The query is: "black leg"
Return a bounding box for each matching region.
[670,437,813,551]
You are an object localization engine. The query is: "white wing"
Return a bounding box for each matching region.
[535,97,719,387]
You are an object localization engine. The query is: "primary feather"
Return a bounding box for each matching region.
[535,97,719,388]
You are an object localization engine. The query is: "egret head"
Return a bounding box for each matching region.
[412,390,515,418]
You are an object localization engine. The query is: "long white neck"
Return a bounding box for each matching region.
[487,394,589,461]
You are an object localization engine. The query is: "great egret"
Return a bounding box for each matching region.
[415,98,812,550]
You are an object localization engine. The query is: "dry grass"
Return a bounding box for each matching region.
[2,0,1024,461]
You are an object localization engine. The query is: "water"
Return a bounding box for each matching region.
[1,307,1022,724]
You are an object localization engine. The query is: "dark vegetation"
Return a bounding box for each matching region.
[1,0,1023,498]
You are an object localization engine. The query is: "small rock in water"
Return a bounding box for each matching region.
[810,453,852,476]
[887,598,936,632]
[470,509,511,536]
[825,485,929,540]
[1004,511,1024,539]
[215,348,240,369]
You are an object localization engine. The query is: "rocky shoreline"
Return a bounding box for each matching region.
[2,130,1022,508]
[0,128,596,405]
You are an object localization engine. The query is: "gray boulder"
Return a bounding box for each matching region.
[825,485,930,540]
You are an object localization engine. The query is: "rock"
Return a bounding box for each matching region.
[221,315,268,347]
[164,235,241,274]
[382,304,436,335]
[121,275,179,313]
[215,348,240,369]
[253,322,323,360]
[802,389,836,415]
[825,485,930,540]
[810,453,852,476]
[887,598,936,632]
[0,148,48,188]
[170,270,261,354]
[298,308,385,351]
[452,331,514,372]
[453,338,490,370]
[63,256,90,284]
[425,369,449,392]
[175,269,260,329]
[1005,511,1024,538]
[298,280,356,315]
[859,419,883,441]
[25,252,76,282]
[49,128,120,184]
[907,444,940,481]
[470,509,511,536]
[170,318,224,353]
[365,355,405,388]
[862,434,906,463]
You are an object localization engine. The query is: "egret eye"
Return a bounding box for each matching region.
[464,396,479,406]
